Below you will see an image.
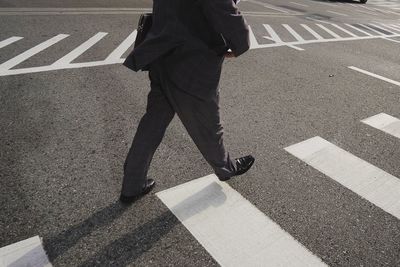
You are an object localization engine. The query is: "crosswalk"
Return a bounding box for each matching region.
[156,111,400,266]
[368,0,400,11]
[1,22,399,77]
[3,110,399,265]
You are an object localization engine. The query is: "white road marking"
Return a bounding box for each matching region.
[283,24,305,41]
[2,24,399,77]
[156,174,327,267]
[105,30,137,62]
[0,7,152,15]
[344,23,373,36]
[327,10,349,17]
[301,24,324,40]
[52,32,108,66]
[285,136,400,220]
[329,24,358,37]
[0,34,69,71]
[348,66,400,87]
[382,37,400,43]
[372,22,400,33]
[358,24,385,35]
[362,113,400,139]
[316,24,342,38]
[0,37,23,49]
[0,236,52,267]
[263,24,283,42]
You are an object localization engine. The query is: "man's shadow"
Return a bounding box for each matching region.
[44,181,226,266]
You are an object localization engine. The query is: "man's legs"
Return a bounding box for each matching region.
[121,65,175,197]
[158,66,237,179]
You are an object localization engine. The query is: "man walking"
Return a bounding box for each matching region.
[120,0,255,203]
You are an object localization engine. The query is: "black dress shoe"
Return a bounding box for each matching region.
[119,179,156,204]
[218,155,255,181]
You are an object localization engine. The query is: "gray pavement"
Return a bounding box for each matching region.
[1,0,400,266]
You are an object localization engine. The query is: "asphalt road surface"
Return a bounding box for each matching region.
[1,0,400,266]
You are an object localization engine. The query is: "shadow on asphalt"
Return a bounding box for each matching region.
[43,202,130,262]
[78,210,179,266]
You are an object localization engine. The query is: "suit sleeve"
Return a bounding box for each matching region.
[200,0,250,57]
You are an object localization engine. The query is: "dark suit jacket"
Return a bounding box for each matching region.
[123,0,250,100]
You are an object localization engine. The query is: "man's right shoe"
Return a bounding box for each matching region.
[218,155,255,181]
[119,179,156,204]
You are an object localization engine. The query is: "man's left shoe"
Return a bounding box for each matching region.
[119,179,156,204]
[218,155,255,181]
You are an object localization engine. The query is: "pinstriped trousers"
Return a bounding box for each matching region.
[121,58,236,197]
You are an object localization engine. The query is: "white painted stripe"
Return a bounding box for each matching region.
[105,30,137,62]
[389,24,400,30]
[0,236,52,267]
[263,24,283,43]
[283,24,305,41]
[0,36,23,49]
[248,25,262,49]
[301,24,324,40]
[382,37,400,43]
[369,23,398,34]
[349,66,400,87]
[316,24,342,38]
[0,34,69,70]
[329,24,358,37]
[327,10,349,17]
[373,23,400,33]
[156,174,327,267]
[344,23,373,36]
[362,113,400,139]
[285,136,400,220]
[358,24,385,35]
[52,32,107,66]
[0,58,124,76]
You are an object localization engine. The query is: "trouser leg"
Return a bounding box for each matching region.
[121,67,175,196]
[159,69,236,179]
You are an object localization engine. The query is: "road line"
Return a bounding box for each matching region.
[0,7,152,15]
[285,136,400,220]
[362,113,400,139]
[0,34,69,71]
[156,174,327,267]
[382,37,400,43]
[0,236,52,267]
[105,30,137,62]
[52,32,108,66]
[316,24,342,38]
[329,24,358,37]
[283,24,305,41]
[348,66,400,87]
[0,36,23,49]
[344,23,373,36]
[361,24,391,35]
[301,24,324,40]
[373,22,400,33]
[327,10,349,17]
[355,24,383,35]
[263,24,304,50]
[263,24,283,42]
[370,23,399,34]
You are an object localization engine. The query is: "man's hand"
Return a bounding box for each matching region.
[224,51,236,58]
